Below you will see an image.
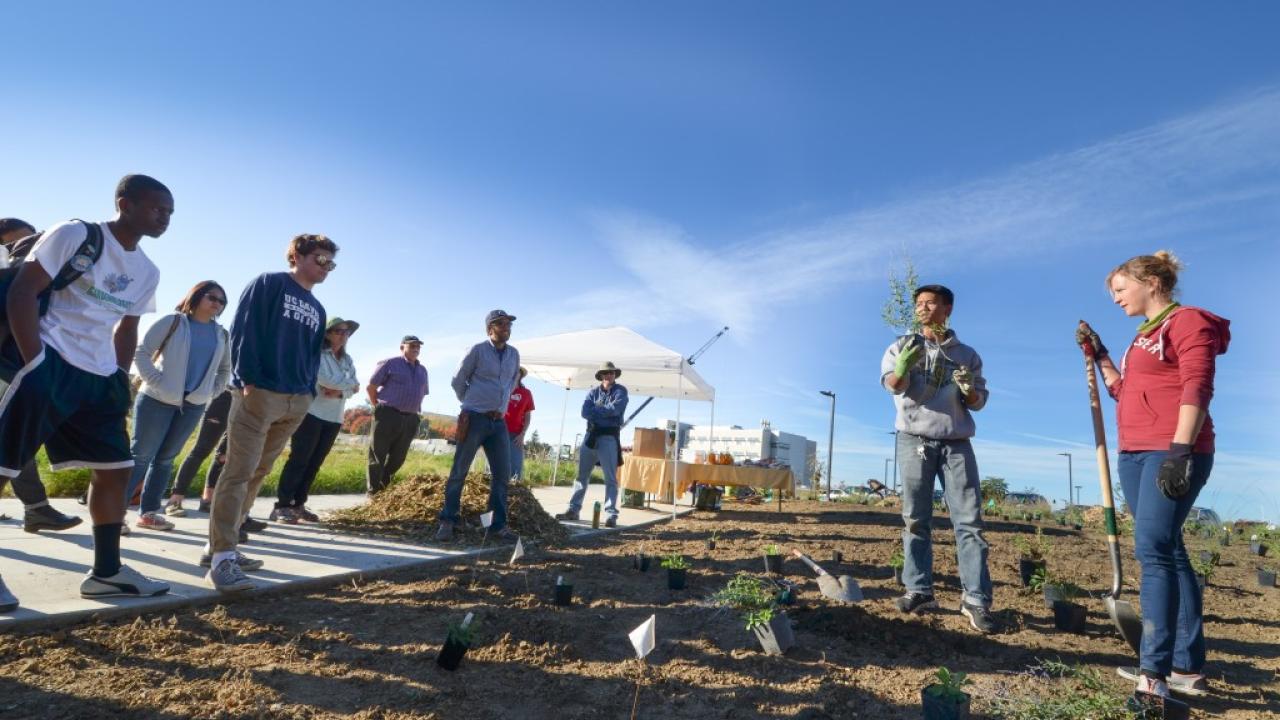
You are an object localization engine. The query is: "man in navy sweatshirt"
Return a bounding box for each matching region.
[204,234,334,592]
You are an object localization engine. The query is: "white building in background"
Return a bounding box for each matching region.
[654,419,818,488]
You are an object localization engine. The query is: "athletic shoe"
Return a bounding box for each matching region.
[135,512,175,531]
[164,502,187,518]
[434,521,455,542]
[554,511,580,522]
[199,551,264,572]
[0,575,18,612]
[197,500,211,514]
[207,558,254,592]
[80,565,169,598]
[490,527,520,543]
[605,516,618,528]
[1117,667,1207,697]
[296,506,320,523]
[269,507,299,525]
[238,526,249,544]
[241,516,268,533]
[23,505,83,533]
[1135,674,1170,698]
[895,591,938,614]
[960,601,998,634]
[119,523,132,537]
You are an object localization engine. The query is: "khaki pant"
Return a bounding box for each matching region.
[208,388,310,553]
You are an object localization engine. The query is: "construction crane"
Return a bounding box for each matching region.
[621,326,728,428]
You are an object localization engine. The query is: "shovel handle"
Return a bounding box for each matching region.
[791,549,829,576]
[1079,335,1125,600]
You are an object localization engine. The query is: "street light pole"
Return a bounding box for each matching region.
[819,391,835,501]
[1074,484,1082,507]
[1057,452,1073,509]
[887,430,899,494]
[883,458,891,487]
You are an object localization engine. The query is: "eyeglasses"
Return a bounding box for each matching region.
[312,254,337,271]
[206,295,227,305]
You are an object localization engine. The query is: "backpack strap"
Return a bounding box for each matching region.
[48,220,103,292]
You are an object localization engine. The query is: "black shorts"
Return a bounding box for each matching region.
[0,346,133,478]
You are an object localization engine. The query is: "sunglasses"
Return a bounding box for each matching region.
[205,295,227,305]
[328,328,351,335]
[312,254,337,271]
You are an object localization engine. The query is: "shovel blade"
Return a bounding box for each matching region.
[818,574,862,603]
[1106,596,1143,655]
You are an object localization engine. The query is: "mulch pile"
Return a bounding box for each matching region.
[325,473,569,546]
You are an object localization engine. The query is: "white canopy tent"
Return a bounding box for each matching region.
[518,326,716,518]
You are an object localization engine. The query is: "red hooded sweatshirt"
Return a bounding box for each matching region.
[1106,306,1231,453]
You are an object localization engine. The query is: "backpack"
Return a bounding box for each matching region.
[0,220,104,331]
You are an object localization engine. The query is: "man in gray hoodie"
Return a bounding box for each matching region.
[880,284,996,633]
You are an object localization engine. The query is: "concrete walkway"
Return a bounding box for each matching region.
[0,485,689,631]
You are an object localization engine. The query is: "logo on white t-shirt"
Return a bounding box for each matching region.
[104,273,134,293]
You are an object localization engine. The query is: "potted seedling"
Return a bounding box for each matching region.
[553,575,574,606]
[831,549,843,564]
[1190,556,1215,592]
[1198,549,1220,568]
[633,552,651,572]
[1259,564,1277,589]
[889,548,905,585]
[707,530,719,551]
[1219,526,1231,547]
[763,544,783,574]
[662,554,689,590]
[1034,569,1077,610]
[713,573,794,656]
[436,612,476,671]
[921,667,972,720]
[1049,582,1087,634]
[1250,535,1269,557]
[1012,528,1051,588]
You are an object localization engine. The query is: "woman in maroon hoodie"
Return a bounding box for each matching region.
[1079,250,1230,700]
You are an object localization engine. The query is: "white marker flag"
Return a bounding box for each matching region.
[480,511,494,528]
[509,538,525,565]
[628,614,656,659]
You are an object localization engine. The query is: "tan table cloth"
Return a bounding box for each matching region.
[620,455,795,497]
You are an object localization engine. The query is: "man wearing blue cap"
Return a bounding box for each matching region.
[436,310,521,542]
[365,334,429,495]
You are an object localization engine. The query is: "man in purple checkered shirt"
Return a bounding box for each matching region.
[364,335,429,494]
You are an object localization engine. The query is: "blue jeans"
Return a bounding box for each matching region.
[898,433,992,608]
[509,433,525,480]
[1118,450,1212,677]
[439,412,511,531]
[568,434,619,518]
[127,394,206,514]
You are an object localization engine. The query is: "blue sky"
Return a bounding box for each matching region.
[3,2,1278,520]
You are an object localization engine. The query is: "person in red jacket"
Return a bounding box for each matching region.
[1078,250,1230,700]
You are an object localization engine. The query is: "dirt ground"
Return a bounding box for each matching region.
[1,502,1277,719]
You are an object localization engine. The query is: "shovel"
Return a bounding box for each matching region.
[792,550,862,603]
[1079,323,1143,655]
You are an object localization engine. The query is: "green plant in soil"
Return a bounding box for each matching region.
[446,618,476,646]
[889,548,905,570]
[1012,527,1053,561]
[990,660,1154,719]
[925,667,972,703]
[762,543,781,556]
[1045,578,1085,601]
[713,573,779,630]
[660,554,689,570]
[1191,555,1215,585]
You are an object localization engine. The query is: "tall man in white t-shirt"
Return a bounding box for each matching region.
[0,175,173,612]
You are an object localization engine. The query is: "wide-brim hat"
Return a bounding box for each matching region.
[326,317,359,334]
[595,361,622,380]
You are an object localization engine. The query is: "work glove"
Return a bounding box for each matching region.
[1156,442,1193,500]
[894,336,925,378]
[952,366,975,396]
[1075,321,1109,360]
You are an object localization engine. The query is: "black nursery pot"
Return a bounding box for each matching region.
[1251,541,1269,557]
[1127,691,1190,720]
[893,566,903,585]
[1194,573,1206,592]
[706,539,717,550]
[1018,558,1046,588]
[436,638,469,671]
[1259,569,1277,588]
[667,568,687,590]
[554,584,574,606]
[1199,550,1218,566]
[1052,600,1087,634]
[633,554,650,572]
[831,550,843,564]
[921,687,971,720]
[764,554,784,574]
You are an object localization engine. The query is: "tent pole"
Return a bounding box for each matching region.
[551,385,569,487]
[673,370,684,520]
[707,397,715,459]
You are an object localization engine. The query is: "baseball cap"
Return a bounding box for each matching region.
[401,335,423,345]
[485,309,516,326]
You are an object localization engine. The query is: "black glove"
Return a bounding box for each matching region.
[1075,322,1109,360]
[1156,443,1193,500]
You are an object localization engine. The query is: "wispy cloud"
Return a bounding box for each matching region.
[578,87,1280,334]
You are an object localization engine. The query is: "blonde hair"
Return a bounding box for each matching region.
[1106,250,1184,298]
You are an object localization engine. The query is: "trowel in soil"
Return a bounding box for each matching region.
[1079,324,1143,655]
[792,550,862,603]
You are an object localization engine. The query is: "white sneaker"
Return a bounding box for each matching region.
[1118,667,1207,697]
[136,512,175,531]
[80,565,170,598]
[1135,673,1170,698]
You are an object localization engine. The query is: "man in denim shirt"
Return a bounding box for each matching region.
[881,284,996,634]
[435,310,521,542]
[556,362,628,527]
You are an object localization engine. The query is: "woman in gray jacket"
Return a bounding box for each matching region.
[127,281,231,531]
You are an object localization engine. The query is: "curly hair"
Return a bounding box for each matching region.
[286,234,339,268]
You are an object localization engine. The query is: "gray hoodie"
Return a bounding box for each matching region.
[880,330,988,440]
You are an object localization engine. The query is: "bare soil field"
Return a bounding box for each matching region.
[2,501,1276,719]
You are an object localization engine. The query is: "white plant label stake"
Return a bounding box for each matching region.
[480,511,494,528]
[509,538,525,565]
[627,614,656,720]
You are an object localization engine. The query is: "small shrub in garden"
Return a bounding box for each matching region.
[661,554,689,570]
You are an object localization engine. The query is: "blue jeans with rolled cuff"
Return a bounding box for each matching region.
[438,412,512,532]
